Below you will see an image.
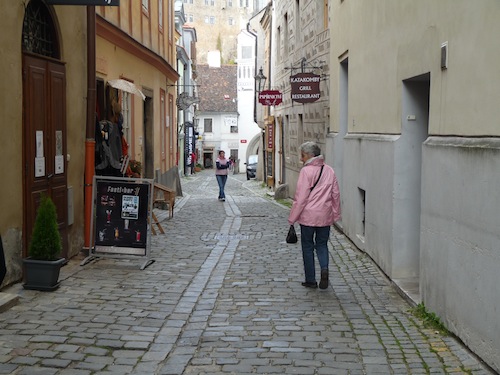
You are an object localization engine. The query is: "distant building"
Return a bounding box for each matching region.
[196,65,239,169]
[182,0,254,64]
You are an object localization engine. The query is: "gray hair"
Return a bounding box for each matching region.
[299,141,321,157]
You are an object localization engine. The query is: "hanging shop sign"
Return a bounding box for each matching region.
[47,0,120,5]
[290,73,321,103]
[258,90,283,106]
[266,121,274,150]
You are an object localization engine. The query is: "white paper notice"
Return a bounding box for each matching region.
[55,154,64,174]
[35,157,45,177]
[121,195,139,220]
[36,131,44,158]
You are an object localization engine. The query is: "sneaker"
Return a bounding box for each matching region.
[221,198,225,201]
[319,269,329,289]
[301,281,318,288]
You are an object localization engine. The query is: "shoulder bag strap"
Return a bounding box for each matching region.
[310,165,324,192]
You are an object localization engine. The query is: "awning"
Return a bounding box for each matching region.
[108,79,146,100]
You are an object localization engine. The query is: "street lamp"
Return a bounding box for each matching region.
[255,66,267,93]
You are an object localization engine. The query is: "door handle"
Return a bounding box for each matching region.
[47,173,53,179]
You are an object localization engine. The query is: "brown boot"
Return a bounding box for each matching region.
[319,269,329,289]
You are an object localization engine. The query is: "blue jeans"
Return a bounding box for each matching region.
[300,225,330,283]
[216,175,227,199]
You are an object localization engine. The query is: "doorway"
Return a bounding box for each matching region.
[143,96,154,178]
[22,1,68,258]
[394,73,430,283]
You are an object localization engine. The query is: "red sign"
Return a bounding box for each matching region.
[258,90,283,106]
[267,123,274,150]
[240,139,247,143]
[290,73,321,103]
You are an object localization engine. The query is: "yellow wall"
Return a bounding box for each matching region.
[0,2,87,286]
[96,36,176,172]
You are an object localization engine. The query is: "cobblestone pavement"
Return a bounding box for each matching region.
[0,169,495,374]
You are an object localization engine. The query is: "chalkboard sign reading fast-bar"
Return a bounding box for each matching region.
[94,179,149,255]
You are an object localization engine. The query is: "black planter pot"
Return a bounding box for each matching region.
[23,258,65,291]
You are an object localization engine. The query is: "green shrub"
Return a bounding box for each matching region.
[29,195,62,261]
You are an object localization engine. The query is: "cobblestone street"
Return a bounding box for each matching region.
[0,169,494,374]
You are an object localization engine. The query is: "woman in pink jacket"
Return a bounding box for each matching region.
[288,141,341,289]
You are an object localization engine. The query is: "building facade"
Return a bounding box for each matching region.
[235,29,262,172]
[182,0,254,64]
[0,1,88,286]
[196,64,239,170]
[328,0,500,371]
[267,0,330,191]
[95,1,179,180]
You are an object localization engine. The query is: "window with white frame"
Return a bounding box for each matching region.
[204,118,213,132]
[159,0,163,30]
[142,0,149,12]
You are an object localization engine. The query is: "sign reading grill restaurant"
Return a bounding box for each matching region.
[290,72,321,103]
[258,90,283,106]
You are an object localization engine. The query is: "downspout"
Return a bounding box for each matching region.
[246,23,258,124]
[84,6,96,251]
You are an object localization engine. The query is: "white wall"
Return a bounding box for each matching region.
[328,0,500,371]
[421,138,500,372]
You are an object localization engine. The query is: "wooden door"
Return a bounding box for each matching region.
[23,54,68,259]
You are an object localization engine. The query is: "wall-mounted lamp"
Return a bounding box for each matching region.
[255,66,267,93]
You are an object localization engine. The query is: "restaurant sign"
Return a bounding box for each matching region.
[290,73,321,103]
[258,90,283,106]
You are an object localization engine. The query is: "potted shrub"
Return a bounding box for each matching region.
[23,195,65,291]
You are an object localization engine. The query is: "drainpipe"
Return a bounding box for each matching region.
[84,6,96,252]
[247,22,258,124]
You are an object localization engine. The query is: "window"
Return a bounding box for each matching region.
[142,0,149,14]
[204,0,209,4]
[204,15,209,23]
[228,17,234,26]
[204,118,213,132]
[188,14,193,22]
[242,46,252,59]
[276,26,281,62]
[284,13,288,56]
[228,0,232,6]
[22,0,59,58]
[211,0,215,5]
[230,126,238,133]
[159,0,163,30]
[210,16,215,24]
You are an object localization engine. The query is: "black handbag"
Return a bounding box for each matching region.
[286,225,298,243]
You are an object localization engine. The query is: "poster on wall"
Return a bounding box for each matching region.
[81,176,155,269]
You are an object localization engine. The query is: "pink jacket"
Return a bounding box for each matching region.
[288,156,341,227]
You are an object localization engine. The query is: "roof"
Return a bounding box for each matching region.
[196,64,238,113]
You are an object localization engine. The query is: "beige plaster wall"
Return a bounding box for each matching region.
[330,0,500,137]
[96,36,173,174]
[0,3,87,286]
